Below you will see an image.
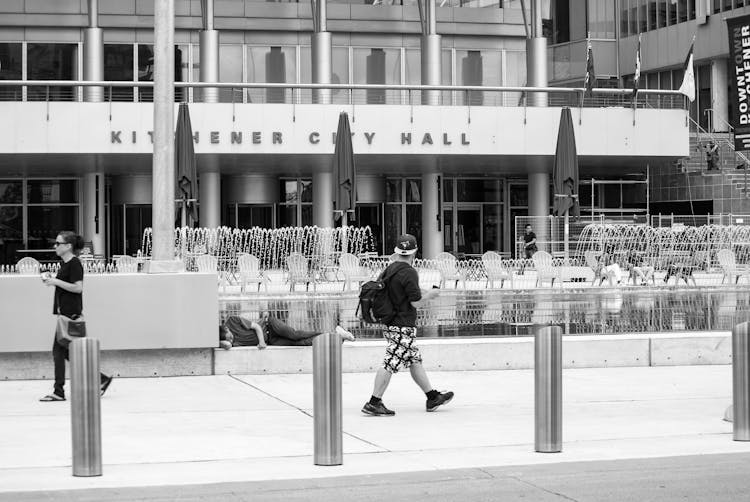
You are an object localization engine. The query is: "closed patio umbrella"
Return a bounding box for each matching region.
[333,111,356,221]
[552,107,579,260]
[175,102,197,227]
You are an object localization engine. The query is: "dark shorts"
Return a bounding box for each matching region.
[382,326,422,374]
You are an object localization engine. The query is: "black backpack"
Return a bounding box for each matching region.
[357,263,404,325]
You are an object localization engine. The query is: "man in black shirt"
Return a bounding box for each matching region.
[362,234,454,416]
[523,224,537,259]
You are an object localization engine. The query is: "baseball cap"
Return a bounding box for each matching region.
[394,234,418,255]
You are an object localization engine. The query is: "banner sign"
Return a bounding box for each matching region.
[727,14,750,150]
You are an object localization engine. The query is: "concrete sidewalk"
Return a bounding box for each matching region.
[1,365,749,493]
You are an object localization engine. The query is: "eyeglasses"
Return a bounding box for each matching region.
[53,241,68,247]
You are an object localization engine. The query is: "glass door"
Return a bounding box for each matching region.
[456,206,481,255]
[356,204,384,255]
[121,204,151,256]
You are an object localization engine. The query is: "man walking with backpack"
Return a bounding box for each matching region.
[361,234,454,416]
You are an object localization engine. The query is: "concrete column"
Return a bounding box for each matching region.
[421,173,443,259]
[420,0,441,105]
[199,0,219,104]
[150,0,178,267]
[421,35,441,105]
[311,32,332,104]
[199,166,220,228]
[83,0,103,102]
[313,171,334,228]
[526,0,547,107]
[711,58,729,133]
[83,172,105,256]
[528,171,550,252]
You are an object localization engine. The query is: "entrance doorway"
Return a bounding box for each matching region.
[443,204,502,256]
[110,204,151,256]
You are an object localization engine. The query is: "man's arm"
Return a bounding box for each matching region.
[411,288,439,308]
[250,322,267,349]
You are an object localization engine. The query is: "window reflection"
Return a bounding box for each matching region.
[0,43,22,100]
[27,43,78,101]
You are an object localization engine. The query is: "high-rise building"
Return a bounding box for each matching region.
[0,0,684,264]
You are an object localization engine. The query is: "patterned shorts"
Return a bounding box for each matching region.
[382,326,422,374]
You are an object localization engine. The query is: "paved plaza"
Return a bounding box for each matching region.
[1,365,749,498]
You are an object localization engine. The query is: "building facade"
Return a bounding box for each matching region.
[0,0,685,264]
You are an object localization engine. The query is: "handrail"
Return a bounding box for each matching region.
[705,108,735,133]
[0,79,686,96]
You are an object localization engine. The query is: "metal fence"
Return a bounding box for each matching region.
[0,80,688,110]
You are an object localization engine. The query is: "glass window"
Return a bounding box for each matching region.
[570,0,587,40]
[667,0,676,25]
[221,44,243,103]
[300,46,349,104]
[602,184,621,208]
[456,179,501,203]
[689,0,695,19]
[456,49,501,105]
[678,0,688,22]
[483,204,502,252]
[657,0,666,28]
[300,179,313,203]
[629,0,639,34]
[620,0,630,37]
[27,180,78,204]
[444,179,454,203]
[386,179,402,202]
[237,205,274,229]
[0,205,23,264]
[247,46,296,104]
[136,44,185,102]
[27,206,79,250]
[0,181,22,203]
[281,180,298,203]
[639,0,648,32]
[353,48,401,104]
[647,1,657,30]
[104,44,134,101]
[277,205,296,227]
[385,204,401,252]
[405,205,422,254]
[406,179,422,203]
[0,43,22,101]
[588,0,616,39]
[301,205,313,227]
[509,184,528,206]
[27,43,78,101]
[622,184,647,208]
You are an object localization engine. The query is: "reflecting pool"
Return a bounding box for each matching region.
[219,288,750,339]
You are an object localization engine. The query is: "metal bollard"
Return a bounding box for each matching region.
[535,325,562,453]
[313,331,343,466]
[733,322,750,441]
[70,337,103,476]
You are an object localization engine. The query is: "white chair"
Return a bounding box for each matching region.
[339,253,371,291]
[238,254,269,293]
[16,257,40,275]
[532,251,559,288]
[286,252,316,292]
[114,255,138,273]
[584,251,615,286]
[482,251,513,289]
[195,254,228,294]
[435,252,466,289]
[717,249,750,284]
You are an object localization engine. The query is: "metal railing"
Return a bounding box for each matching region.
[0,80,689,110]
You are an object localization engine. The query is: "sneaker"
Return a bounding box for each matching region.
[361,401,395,416]
[426,391,454,412]
[100,375,114,397]
[335,326,355,342]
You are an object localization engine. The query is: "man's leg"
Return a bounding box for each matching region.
[267,316,319,342]
[371,367,392,398]
[408,363,432,393]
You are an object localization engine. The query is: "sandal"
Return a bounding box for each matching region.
[39,394,65,402]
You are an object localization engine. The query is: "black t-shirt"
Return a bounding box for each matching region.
[385,262,422,327]
[524,232,536,245]
[53,256,84,316]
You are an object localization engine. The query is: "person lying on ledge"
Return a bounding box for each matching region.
[220,312,355,350]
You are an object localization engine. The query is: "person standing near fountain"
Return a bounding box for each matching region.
[39,231,113,402]
[362,234,453,416]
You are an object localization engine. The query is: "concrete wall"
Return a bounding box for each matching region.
[0,272,218,352]
[0,103,690,159]
[213,331,733,375]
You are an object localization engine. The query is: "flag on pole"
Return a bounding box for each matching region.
[679,38,696,102]
[633,33,642,99]
[584,35,595,97]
